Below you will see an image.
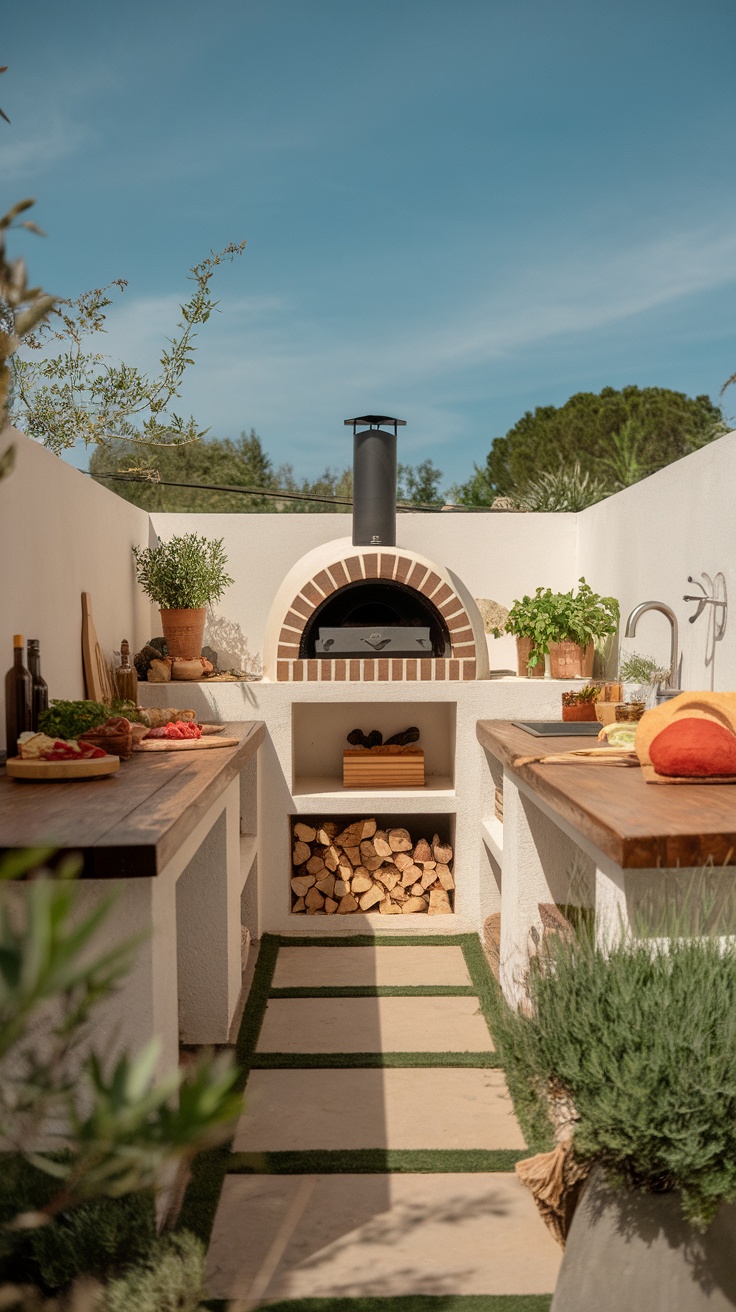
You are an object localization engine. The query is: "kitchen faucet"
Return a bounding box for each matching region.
[624,602,679,694]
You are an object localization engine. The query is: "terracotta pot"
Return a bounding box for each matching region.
[159,607,206,659]
[562,702,598,721]
[516,637,545,678]
[551,1167,736,1311]
[549,641,594,679]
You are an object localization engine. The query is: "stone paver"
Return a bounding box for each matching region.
[206,1172,561,1301]
[256,995,494,1053]
[233,1067,524,1151]
[271,944,473,989]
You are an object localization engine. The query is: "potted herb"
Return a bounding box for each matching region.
[132,533,233,659]
[494,579,619,679]
[561,684,600,722]
[547,578,619,678]
[492,589,562,677]
[619,651,670,707]
[495,914,736,1310]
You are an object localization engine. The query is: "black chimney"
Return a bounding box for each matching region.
[345,414,405,548]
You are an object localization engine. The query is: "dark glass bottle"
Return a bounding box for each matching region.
[116,639,138,703]
[5,635,33,759]
[27,639,49,732]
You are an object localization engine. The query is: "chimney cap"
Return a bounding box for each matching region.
[344,415,406,432]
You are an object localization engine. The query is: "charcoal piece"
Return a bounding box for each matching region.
[385,726,420,747]
[134,643,165,682]
[148,636,169,656]
[366,729,383,748]
[347,729,371,748]
[202,645,219,670]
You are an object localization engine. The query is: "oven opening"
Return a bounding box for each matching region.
[300,579,450,659]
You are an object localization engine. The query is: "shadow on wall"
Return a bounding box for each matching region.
[206,608,263,677]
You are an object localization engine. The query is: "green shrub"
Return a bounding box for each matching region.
[104,1230,206,1312]
[0,1157,155,1291]
[494,926,736,1229]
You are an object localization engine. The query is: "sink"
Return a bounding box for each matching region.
[512,720,602,737]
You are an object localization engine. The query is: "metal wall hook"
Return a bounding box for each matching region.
[683,572,728,631]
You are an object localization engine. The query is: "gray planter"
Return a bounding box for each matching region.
[552,1168,736,1311]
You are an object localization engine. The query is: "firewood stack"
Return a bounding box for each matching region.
[290,818,454,915]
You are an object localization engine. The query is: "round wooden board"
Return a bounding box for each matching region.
[6,754,121,781]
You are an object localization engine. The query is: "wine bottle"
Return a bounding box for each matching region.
[116,639,138,703]
[4,635,32,759]
[27,639,49,732]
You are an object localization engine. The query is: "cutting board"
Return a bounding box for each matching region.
[81,592,116,704]
[6,754,120,780]
[135,737,240,752]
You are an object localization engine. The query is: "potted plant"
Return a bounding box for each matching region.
[494,579,619,679]
[619,650,670,707]
[132,533,233,659]
[496,913,736,1310]
[492,589,563,677]
[561,684,600,722]
[547,578,619,678]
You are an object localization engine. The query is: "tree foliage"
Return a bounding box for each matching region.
[454,385,726,505]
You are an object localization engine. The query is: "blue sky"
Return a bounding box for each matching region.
[4,0,736,488]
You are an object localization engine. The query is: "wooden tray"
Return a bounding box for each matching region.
[6,754,120,781]
[135,737,240,752]
[343,746,425,788]
[641,764,736,785]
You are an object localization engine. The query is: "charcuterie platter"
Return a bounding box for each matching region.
[6,754,120,781]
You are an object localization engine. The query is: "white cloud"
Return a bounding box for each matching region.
[0,113,93,179]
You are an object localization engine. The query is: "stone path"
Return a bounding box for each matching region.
[205,938,561,1307]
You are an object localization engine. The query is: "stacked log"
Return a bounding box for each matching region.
[290,818,454,916]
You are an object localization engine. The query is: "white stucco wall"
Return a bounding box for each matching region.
[0,428,155,750]
[150,509,579,675]
[576,431,736,692]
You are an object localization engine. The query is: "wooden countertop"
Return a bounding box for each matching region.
[477,720,736,869]
[0,721,264,879]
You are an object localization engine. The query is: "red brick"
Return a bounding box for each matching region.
[377,659,390,681]
[321,662,332,681]
[363,662,374,681]
[363,553,379,578]
[334,659,346,681]
[449,660,460,680]
[284,610,306,632]
[277,661,290,681]
[391,659,404,680]
[447,611,471,633]
[349,659,361,681]
[292,661,304,681]
[380,554,397,579]
[462,660,477,679]
[405,562,429,589]
[433,582,453,607]
[395,556,412,584]
[345,556,364,582]
[302,581,324,607]
[291,595,313,620]
[313,569,335,596]
[277,643,300,660]
[329,560,350,588]
[433,660,447,680]
[420,659,433,681]
[449,626,474,646]
[419,571,443,597]
[406,659,417,680]
[306,660,319,681]
[452,643,476,659]
[441,601,466,623]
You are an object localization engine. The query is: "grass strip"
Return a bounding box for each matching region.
[176,936,281,1246]
[251,1051,501,1069]
[270,985,476,998]
[460,938,552,1154]
[201,1298,552,1311]
[271,934,480,949]
[226,1148,526,1174]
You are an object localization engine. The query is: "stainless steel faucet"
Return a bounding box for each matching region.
[624,602,679,691]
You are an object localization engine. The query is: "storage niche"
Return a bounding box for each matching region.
[291,701,456,795]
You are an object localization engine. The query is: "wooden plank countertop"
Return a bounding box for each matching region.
[477,719,736,870]
[0,721,265,879]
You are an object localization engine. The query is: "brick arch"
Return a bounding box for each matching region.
[266,544,486,681]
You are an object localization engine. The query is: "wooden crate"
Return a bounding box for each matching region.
[343,746,425,788]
